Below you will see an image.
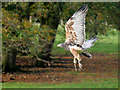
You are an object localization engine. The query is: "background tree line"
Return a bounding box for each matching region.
[2,2,120,72]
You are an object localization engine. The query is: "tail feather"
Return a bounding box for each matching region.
[82,51,92,58]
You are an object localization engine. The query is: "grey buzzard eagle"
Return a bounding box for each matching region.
[57,4,98,71]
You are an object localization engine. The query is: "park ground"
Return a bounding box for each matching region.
[2,53,118,88]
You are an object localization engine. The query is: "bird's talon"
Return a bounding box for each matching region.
[75,68,77,71]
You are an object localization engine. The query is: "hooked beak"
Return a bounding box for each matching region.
[57,44,61,47]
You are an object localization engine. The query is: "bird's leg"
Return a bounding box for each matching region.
[78,60,82,71]
[73,57,77,71]
[77,54,82,71]
[70,48,82,71]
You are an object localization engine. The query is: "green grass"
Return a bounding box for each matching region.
[52,25,118,55]
[87,33,118,54]
[2,78,118,88]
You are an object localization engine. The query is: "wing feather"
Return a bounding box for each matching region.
[65,4,88,45]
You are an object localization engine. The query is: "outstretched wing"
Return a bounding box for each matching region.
[82,36,99,49]
[65,4,88,46]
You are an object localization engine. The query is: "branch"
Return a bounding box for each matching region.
[33,44,51,66]
[34,53,51,66]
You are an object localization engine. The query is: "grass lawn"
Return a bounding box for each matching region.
[2,78,118,88]
[52,25,118,55]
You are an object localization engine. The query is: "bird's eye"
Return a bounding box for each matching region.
[77,44,79,47]
[77,44,82,47]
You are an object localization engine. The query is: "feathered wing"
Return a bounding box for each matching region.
[65,4,88,46]
[82,36,99,50]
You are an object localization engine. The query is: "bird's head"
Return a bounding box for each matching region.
[57,43,64,48]
[57,43,69,50]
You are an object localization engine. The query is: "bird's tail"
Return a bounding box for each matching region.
[81,51,92,58]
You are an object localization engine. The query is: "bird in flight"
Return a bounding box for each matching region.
[57,4,98,71]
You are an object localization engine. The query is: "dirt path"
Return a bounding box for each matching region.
[2,53,118,83]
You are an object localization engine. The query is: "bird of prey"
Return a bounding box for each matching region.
[57,4,98,71]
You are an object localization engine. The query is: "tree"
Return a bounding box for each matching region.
[2,2,64,71]
[2,8,21,72]
[29,2,63,66]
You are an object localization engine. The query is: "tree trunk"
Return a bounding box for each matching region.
[94,14,98,35]
[35,37,55,67]
[35,3,62,67]
[2,47,17,72]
